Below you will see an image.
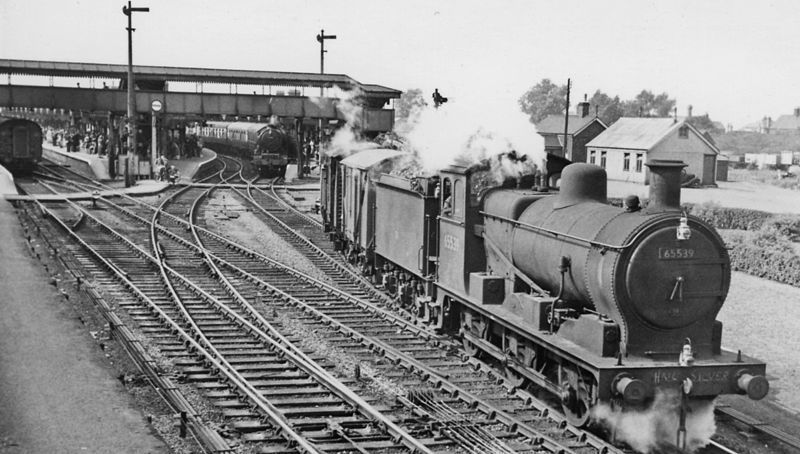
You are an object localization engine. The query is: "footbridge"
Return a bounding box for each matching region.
[0,59,400,132]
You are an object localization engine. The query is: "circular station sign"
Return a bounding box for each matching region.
[151,99,163,112]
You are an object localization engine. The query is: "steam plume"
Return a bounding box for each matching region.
[321,86,546,183]
[592,390,716,453]
[396,91,546,179]
[317,86,377,158]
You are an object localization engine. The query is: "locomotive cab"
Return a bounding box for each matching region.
[436,166,479,296]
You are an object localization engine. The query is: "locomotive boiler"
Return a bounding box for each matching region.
[323,150,768,431]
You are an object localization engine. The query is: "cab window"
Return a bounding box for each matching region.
[442,178,452,217]
[452,179,464,218]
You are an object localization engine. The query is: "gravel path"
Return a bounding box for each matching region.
[0,201,168,454]
[719,271,800,417]
[607,180,800,214]
[202,191,330,282]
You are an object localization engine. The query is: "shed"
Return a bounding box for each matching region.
[715,154,729,181]
[585,118,720,185]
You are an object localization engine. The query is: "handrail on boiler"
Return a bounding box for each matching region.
[480,211,645,251]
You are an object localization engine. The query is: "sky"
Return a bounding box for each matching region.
[1,0,800,128]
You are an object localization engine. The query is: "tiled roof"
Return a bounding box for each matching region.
[586,117,682,150]
[543,134,564,149]
[360,84,402,96]
[772,114,800,131]
[536,114,597,135]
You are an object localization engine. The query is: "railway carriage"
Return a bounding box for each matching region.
[322,148,769,433]
[0,116,42,174]
[197,120,293,177]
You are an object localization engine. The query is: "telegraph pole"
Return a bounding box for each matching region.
[315,29,336,177]
[316,29,337,87]
[562,78,571,159]
[123,1,149,186]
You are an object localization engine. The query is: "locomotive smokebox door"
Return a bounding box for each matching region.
[624,221,728,330]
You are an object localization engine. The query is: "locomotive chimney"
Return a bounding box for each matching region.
[645,159,687,212]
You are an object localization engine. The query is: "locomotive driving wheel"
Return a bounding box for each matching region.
[460,311,486,358]
[504,365,526,389]
[560,366,595,427]
[462,337,481,358]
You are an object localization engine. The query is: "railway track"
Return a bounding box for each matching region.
[18,155,798,454]
[24,168,435,453]
[17,157,622,453]
[163,161,628,451]
[224,160,800,454]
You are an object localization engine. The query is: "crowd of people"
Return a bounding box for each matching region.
[45,127,109,155]
[44,126,203,161]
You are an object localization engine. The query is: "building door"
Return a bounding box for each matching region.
[703,155,716,184]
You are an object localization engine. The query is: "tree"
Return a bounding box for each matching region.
[686,113,723,134]
[518,79,568,124]
[588,90,625,125]
[395,88,427,123]
[623,90,676,117]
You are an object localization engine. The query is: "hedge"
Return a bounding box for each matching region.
[686,202,772,231]
[607,199,775,231]
[721,229,800,287]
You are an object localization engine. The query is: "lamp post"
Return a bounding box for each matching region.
[315,29,336,177]
[123,1,149,186]
[150,99,162,179]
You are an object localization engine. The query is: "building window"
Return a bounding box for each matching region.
[600,151,607,168]
[679,125,689,138]
[589,150,596,164]
[635,153,643,172]
[623,153,631,171]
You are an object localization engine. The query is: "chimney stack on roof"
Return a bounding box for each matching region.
[688,105,693,118]
[577,93,590,118]
[794,107,799,117]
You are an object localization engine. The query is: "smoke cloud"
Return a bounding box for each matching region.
[317,86,377,158]
[321,85,546,183]
[396,91,545,177]
[592,390,716,453]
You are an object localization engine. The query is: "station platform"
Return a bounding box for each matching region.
[0,200,169,452]
[42,143,111,180]
[0,148,219,449]
[41,143,217,184]
[2,147,217,199]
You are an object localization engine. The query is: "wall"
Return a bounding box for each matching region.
[571,121,606,164]
[651,127,717,185]
[586,146,648,183]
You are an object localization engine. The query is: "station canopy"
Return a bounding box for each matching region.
[0,59,401,100]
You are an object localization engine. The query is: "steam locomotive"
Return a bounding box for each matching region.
[320,148,768,428]
[0,116,42,174]
[198,120,296,177]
